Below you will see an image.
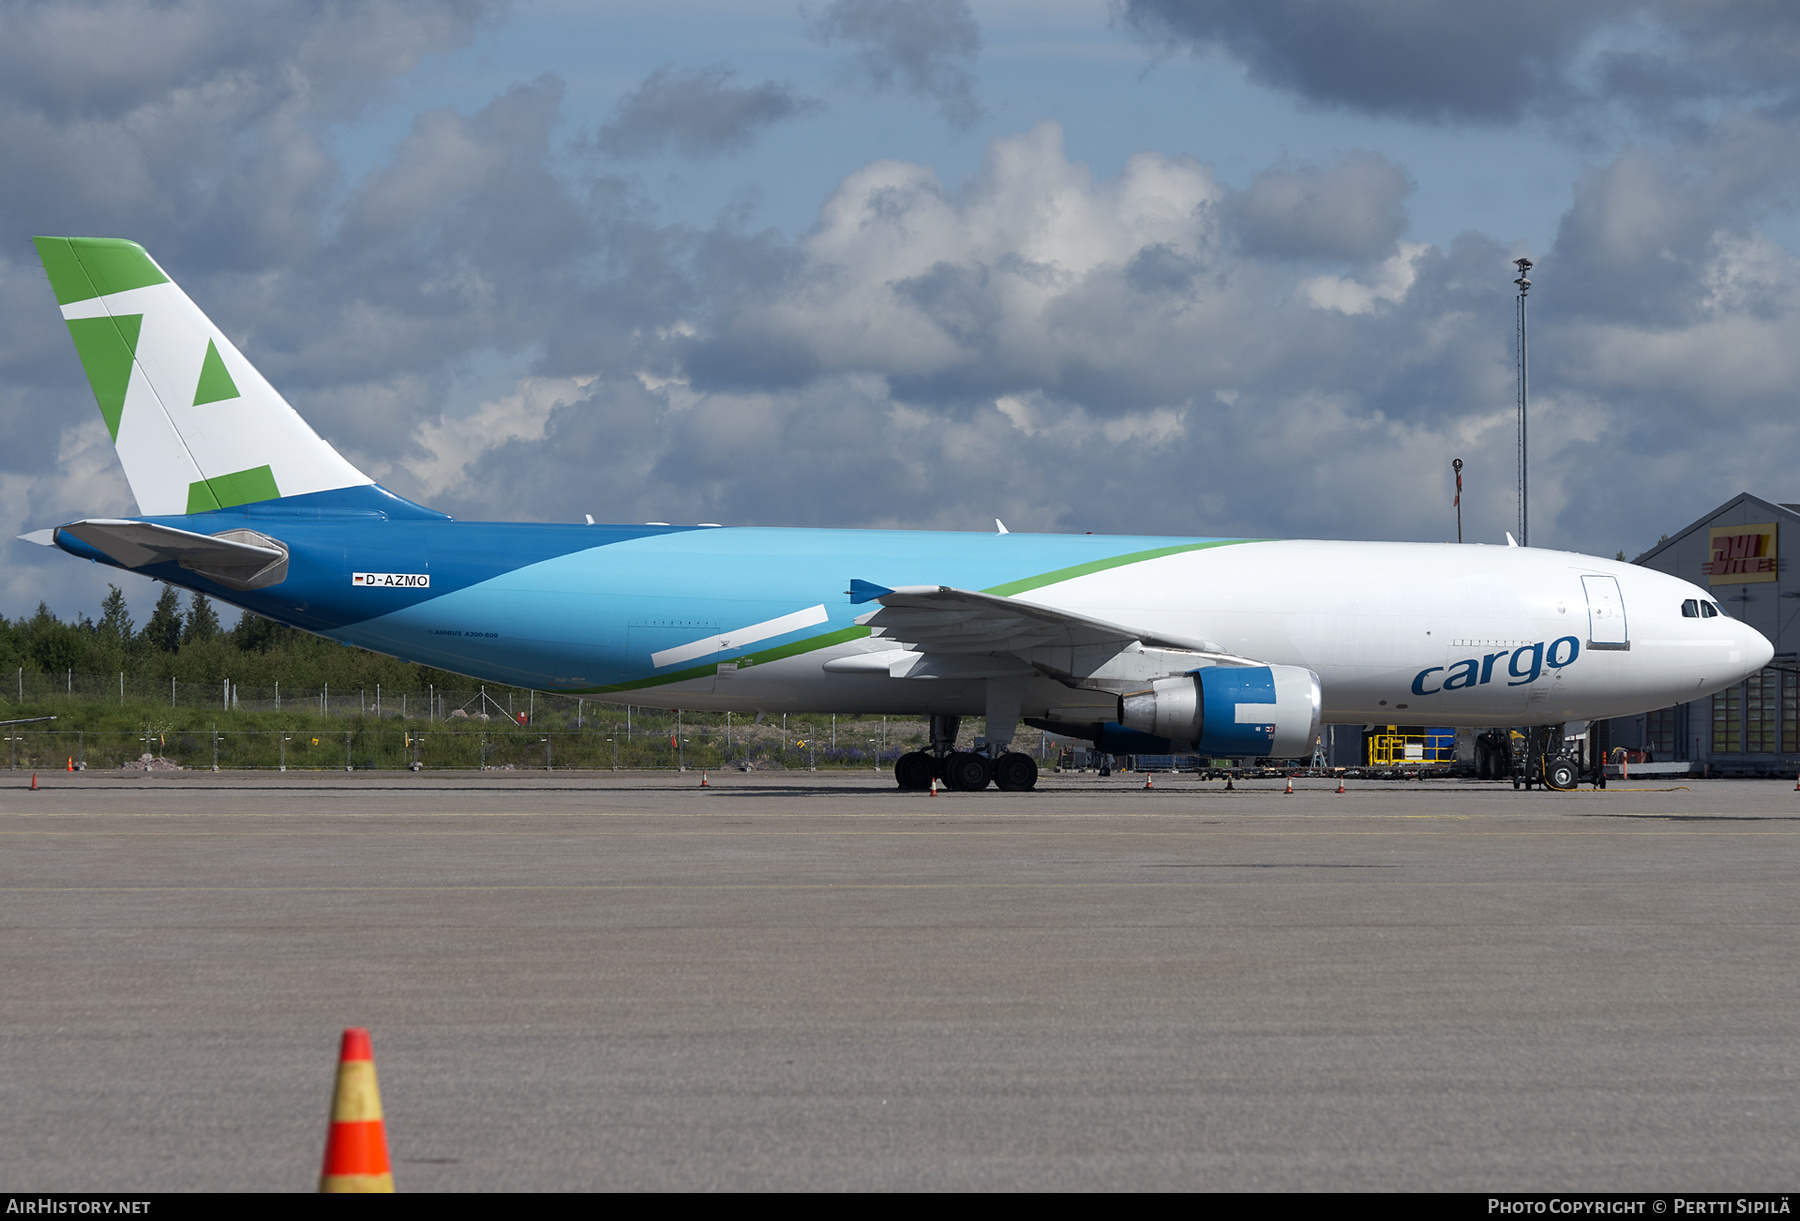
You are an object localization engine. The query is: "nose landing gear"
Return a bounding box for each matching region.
[1503,725,1603,791]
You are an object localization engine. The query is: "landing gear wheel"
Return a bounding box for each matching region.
[894,751,936,791]
[993,752,1038,792]
[943,751,993,792]
[1545,756,1579,791]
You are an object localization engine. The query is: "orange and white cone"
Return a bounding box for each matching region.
[1224,775,1233,791]
[319,1028,394,1193]
[1336,775,1346,794]
[66,756,74,772]
[700,772,708,787]
[1143,774,1154,790]
[1284,775,1294,795]
[929,776,938,796]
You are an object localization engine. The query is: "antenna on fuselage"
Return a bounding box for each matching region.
[1452,457,1463,544]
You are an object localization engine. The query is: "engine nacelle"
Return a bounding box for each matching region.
[1118,664,1322,758]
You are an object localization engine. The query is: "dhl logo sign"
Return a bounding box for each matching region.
[1703,522,1777,585]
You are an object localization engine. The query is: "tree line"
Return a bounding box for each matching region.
[0,584,468,691]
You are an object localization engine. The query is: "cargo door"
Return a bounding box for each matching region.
[1582,575,1629,650]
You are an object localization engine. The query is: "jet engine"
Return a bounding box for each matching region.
[1118,664,1321,758]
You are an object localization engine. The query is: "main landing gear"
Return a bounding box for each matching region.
[894,714,1040,792]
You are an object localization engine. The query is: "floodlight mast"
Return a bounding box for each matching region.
[1514,257,1533,547]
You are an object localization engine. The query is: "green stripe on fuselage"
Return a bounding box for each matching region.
[980,538,1263,597]
[565,538,1263,693]
[570,625,874,694]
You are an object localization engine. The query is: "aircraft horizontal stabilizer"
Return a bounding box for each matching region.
[57,519,290,591]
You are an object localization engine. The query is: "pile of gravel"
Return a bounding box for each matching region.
[120,754,184,771]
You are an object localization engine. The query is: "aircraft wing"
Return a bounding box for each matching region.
[855,583,1212,653]
[846,582,1251,686]
[53,519,290,590]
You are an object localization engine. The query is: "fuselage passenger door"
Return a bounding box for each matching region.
[1582,575,1629,651]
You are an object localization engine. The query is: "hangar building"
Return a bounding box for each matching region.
[1603,492,1800,776]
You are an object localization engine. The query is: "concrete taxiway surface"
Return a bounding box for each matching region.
[2,770,1796,1191]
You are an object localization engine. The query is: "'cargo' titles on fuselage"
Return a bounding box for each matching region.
[1411,636,1580,697]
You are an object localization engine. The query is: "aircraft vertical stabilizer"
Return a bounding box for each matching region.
[33,237,372,517]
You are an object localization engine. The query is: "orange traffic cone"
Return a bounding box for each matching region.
[929,776,938,796]
[1284,775,1294,795]
[30,773,37,791]
[319,1028,394,1193]
[700,772,708,787]
[66,756,74,772]
[1143,774,1154,790]
[1336,775,1346,794]
[1224,775,1233,791]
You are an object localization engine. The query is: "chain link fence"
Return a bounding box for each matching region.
[7,666,589,720]
[2,724,914,773]
[3,668,1056,772]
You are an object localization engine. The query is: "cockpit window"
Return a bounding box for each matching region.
[1682,599,1700,617]
[1700,601,1719,618]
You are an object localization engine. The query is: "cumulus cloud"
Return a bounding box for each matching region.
[0,0,507,616]
[807,0,984,130]
[1299,243,1430,314]
[1117,0,1800,128]
[402,121,1538,543]
[1542,114,1800,326]
[688,123,1234,400]
[1226,152,1413,262]
[595,118,1800,561]
[0,0,512,475]
[12,2,1800,626]
[0,0,503,266]
[593,64,822,159]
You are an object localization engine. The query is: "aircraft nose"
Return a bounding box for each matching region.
[1743,621,1775,674]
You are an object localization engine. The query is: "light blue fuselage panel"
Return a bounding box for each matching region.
[57,494,1238,693]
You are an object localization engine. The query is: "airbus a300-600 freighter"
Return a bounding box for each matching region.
[17,238,1773,792]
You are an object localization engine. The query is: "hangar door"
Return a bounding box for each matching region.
[1582,575,1629,650]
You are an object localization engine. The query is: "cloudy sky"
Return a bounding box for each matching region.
[6,0,1800,621]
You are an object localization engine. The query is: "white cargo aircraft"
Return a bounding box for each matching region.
[19,238,1774,791]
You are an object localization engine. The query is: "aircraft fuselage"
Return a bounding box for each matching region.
[55,509,1771,730]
